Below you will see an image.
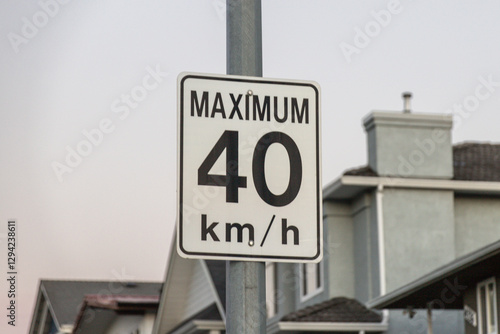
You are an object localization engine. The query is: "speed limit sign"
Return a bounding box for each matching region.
[177,73,322,262]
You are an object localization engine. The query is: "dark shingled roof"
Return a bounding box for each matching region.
[41,280,162,326]
[344,142,500,181]
[281,297,382,323]
[344,165,377,177]
[453,142,500,181]
[204,260,226,309]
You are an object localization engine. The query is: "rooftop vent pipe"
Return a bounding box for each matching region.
[402,92,412,113]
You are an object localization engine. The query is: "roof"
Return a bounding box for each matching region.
[282,297,382,323]
[80,294,159,311]
[39,280,162,327]
[204,260,226,309]
[453,142,500,181]
[367,239,500,310]
[167,303,222,334]
[72,294,160,333]
[344,142,500,181]
[344,165,377,177]
[152,241,226,334]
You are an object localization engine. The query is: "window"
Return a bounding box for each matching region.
[266,262,278,318]
[300,261,323,301]
[477,277,498,334]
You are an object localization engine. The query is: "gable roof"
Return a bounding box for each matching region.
[204,260,226,309]
[268,297,388,333]
[72,294,160,333]
[282,297,382,323]
[344,142,500,181]
[153,238,225,334]
[31,280,161,332]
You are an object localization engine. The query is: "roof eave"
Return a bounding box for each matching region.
[367,239,500,310]
[324,175,500,201]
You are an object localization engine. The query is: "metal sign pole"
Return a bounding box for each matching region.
[226,1,266,333]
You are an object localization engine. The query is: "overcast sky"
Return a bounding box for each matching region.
[2,0,500,332]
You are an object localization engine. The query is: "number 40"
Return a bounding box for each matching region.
[198,130,302,207]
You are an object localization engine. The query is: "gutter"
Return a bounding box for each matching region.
[366,239,500,309]
[273,321,389,332]
[324,175,500,199]
[376,184,386,296]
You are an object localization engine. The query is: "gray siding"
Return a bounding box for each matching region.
[352,193,376,302]
[369,190,382,299]
[267,262,297,327]
[455,196,500,257]
[382,188,455,292]
[364,112,453,179]
[387,310,464,334]
[325,201,355,299]
[186,260,214,315]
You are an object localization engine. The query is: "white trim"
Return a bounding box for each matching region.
[477,277,498,334]
[36,301,48,334]
[299,261,324,302]
[363,111,453,132]
[324,175,500,200]
[200,260,226,324]
[376,184,386,296]
[266,262,278,318]
[192,320,225,330]
[277,321,388,332]
[40,284,64,332]
[59,324,73,333]
[170,320,225,334]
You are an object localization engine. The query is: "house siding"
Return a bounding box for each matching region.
[455,196,500,258]
[325,201,355,299]
[186,260,215,316]
[352,193,375,302]
[382,188,455,293]
[267,262,297,327]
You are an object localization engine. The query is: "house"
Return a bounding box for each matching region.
[367,239,500,334]
[154,102,500,333]
[29,280,161,334]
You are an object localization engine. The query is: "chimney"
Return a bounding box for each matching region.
[363,94,453,179]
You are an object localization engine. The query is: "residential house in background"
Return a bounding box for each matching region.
[153,100,500,334]
[29,280,161,334]
[368,240,500,334]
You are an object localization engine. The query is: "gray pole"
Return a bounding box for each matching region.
[226,1,266,334]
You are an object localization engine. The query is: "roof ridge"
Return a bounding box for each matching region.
[454,141,500,147]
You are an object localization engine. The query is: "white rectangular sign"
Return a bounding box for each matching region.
[177,72,322,262]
